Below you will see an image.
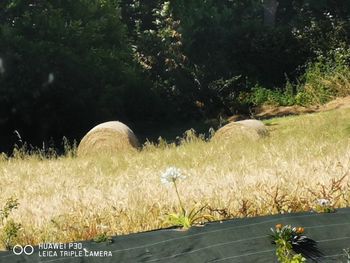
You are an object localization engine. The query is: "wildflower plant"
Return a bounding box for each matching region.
[314,198,335,213]
[270,224,319,263]
[161,167,211,229]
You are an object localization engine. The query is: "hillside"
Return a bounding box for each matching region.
[0,106,349,249]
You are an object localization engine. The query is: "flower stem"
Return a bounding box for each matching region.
[173,180,186,216]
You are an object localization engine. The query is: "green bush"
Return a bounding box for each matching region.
[0,198,21,250]
[2,219,21,250]
[296,46,350,106]
[243,47,350,108]
[241,83,296,107]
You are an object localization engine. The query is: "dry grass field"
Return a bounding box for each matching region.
[0,107,349,249]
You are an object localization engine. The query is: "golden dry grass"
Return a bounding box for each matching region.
[0,108,350,249]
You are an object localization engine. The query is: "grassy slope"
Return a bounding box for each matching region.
[0,107,349,248]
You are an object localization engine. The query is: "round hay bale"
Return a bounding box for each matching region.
[77,121,139,156]
[235,119,267,130]
[213,119,268,141]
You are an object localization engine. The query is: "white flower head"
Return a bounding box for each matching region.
[317,198,330,207]
[161,167,186,185]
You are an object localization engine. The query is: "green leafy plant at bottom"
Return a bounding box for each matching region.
[0,198,21,250]
[275,238,306,263]
[271,224,320,263]
[1,219,21,250]
[165,204,213,230]
[93,232,113,243]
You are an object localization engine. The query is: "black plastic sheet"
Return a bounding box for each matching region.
[1,208,349,263]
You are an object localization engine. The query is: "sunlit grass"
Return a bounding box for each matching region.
[0,108,349,249]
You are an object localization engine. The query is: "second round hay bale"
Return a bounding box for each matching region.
[213,119,268,141]
[77,121,139,156]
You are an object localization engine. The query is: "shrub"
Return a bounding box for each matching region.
[296,46,350,106]
[241,83,296,107]
[0,198,21,250]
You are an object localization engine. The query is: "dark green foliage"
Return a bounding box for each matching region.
[0,0,160,152]
[0,0,349,152]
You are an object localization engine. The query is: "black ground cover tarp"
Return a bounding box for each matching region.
[1,208,349,263]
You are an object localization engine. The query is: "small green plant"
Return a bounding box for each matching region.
[0,197,21,250]
[165,203,210,229]
[161,167,211,229]
[93,232,113,243]
[314,198,335,213]
[2,219,21,250]
[271,224,312,263]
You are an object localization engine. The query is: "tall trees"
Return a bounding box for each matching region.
[119,1,203,118]
[118,0,350,118]
[0,0,155,150]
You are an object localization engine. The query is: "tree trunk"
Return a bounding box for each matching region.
[263,0,279,27]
